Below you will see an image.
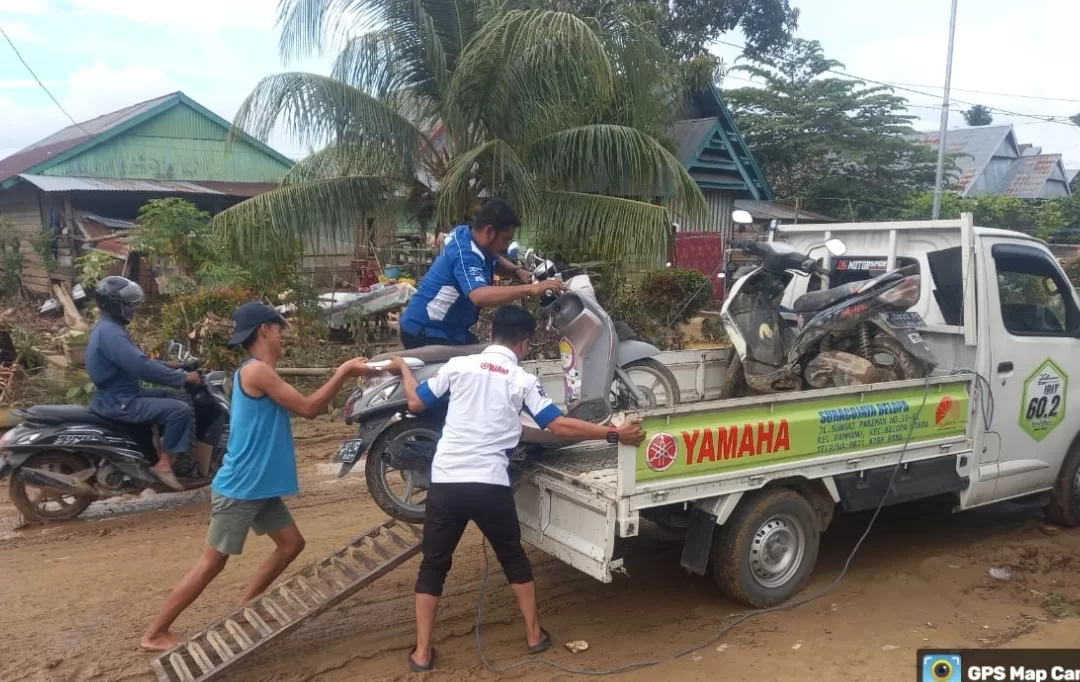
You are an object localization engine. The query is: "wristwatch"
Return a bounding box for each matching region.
[605,427,619,444]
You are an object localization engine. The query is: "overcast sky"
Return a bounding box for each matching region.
[3,0,1079,169]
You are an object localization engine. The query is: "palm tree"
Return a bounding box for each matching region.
[212,0,706,262]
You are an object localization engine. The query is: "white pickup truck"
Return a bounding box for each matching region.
[514,214,1080,608]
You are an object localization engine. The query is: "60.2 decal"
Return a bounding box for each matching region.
[1026,394,1061,420]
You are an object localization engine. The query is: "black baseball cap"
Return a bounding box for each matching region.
[227,301,286,348]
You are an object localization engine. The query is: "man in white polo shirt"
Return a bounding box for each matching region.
[387,305,646,672]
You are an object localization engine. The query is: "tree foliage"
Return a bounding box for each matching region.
[213,0,708,262]
[136,198,306,299]
[723,39,939,220]
[136,198,213,278]
[541,0,798,60]
[962,104,994,127]
[899,191,1080,244]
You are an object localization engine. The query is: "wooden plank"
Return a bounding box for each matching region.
[53,283,87,331]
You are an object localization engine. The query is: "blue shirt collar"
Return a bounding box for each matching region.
[456,224,496,264]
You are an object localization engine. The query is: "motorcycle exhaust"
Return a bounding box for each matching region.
[19,467,96,497]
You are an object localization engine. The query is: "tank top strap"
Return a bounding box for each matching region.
[233,358,265,401]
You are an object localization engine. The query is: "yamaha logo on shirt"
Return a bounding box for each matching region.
[480,362,509,375]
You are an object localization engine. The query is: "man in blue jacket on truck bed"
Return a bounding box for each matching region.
[86,276,200,491]
[398,199,562,349]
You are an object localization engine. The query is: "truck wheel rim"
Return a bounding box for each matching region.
[749,513,805,589]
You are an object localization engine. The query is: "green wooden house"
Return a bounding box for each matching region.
[0,92,295,294]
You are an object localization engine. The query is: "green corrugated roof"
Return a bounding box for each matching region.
[671,86,772,201]
[0,92,293,188]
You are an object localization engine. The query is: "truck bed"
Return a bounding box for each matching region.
[522,444,619,498]
[513,375,978,583]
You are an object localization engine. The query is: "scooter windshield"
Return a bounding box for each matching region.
[727,285,787,369]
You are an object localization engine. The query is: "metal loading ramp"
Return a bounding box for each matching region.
[151,518,423,682]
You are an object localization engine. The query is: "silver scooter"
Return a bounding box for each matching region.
[334,247,679,522]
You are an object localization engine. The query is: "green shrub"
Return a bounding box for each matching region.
[637,268,713,326]
[31,226,58,273]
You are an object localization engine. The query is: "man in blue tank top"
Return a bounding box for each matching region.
[140,302,376,652]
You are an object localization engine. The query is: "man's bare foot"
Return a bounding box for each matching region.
[140,631,182,652]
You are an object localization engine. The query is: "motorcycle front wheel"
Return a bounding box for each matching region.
[10,452,95,523]
[364,418,439,524]
[613,358,681,409]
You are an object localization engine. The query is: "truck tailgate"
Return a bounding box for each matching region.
[514,444,623,582]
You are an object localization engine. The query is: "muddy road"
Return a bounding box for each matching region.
[2,419,1080,682]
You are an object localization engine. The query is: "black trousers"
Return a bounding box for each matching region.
[415,482,533,596]
[401,329,479,350]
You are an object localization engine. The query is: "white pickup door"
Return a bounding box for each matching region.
[979,231,1080,501]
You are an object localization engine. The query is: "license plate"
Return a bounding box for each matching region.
[884,312,926,329]
[334,440,363,464]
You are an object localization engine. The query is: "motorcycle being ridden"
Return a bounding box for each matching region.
[0,339,231,523]
[720,211,938,398]
[86,276,201,491]
[335,248,680,523]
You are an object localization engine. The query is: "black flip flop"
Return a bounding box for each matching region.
[528,628,552,655]
[408,647,435,672]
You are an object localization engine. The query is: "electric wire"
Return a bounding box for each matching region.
[0,24,92,137]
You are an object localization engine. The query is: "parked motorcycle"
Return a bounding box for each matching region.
[720,211,937,398]
[334,248,679,523]
[0,341,231,522]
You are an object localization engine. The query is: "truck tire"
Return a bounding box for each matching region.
[711,488,820,608]
[1045,443,1080,527]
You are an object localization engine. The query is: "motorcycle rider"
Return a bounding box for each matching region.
[398,199,564,349]
[86,276,199,491]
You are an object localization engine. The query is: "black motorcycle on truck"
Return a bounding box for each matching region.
[0,343,231,522]
[720,212,938,397]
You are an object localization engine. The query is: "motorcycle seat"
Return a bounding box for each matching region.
[20,404,127,428]
[792,281,864,313]
[614,321,638,342]
[370,343,488,365]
